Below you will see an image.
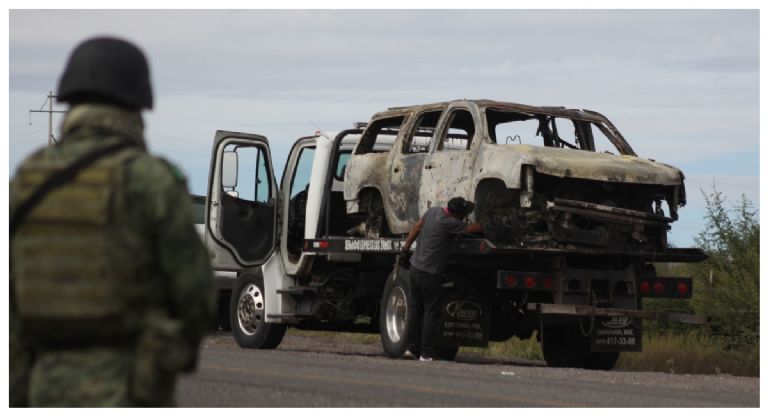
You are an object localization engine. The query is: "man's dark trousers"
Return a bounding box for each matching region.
[407,266,443,358]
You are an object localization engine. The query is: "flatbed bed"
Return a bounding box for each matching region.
[303,236,708,263]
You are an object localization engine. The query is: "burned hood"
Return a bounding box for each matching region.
[494,144,682,186]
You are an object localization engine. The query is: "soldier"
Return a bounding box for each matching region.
[9,36,215,407]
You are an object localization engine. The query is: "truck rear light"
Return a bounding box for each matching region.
[497,271,553,291]
[639,277,692,299]
[505,275,518,288]
[525,276,537,289]
[542,276,553,289]
[311,240,329,249]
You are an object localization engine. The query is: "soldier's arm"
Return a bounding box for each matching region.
[9,178,32,407]
[130,157,215,356]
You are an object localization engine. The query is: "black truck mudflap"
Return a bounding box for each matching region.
[530,303,706,353]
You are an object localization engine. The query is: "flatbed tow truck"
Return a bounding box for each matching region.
[199,127,707,370]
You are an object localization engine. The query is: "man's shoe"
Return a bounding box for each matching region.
[403,350,418,360]
[419,356,433,362]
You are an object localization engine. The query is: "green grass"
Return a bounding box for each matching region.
[288,328,380,344]
[614,331,759,377]
[288,328,758,376]
[463,337,544,361]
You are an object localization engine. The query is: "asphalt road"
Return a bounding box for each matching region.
[177,332,759,407]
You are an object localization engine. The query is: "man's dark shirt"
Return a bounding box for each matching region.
[410,207,466,275]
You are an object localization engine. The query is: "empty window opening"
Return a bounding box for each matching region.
[486,108,622,154]
[354,116,405,154]
[438,109,475,151]
[403,110,442,153]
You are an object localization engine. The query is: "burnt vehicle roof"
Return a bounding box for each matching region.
[373,99,634,156]
[381,99,612,123]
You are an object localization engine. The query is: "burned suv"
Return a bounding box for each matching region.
[343,99,685,252]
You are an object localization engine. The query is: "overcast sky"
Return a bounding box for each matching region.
[7,9,760,247]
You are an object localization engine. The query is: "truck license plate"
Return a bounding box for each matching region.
[591,316,642,352]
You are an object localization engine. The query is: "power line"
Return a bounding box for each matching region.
[28,91,67,147]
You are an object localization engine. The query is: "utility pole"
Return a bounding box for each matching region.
[28,91,67,146]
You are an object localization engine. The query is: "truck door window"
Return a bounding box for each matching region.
[403,110,441,153]
[222,143,271,203]
[335,151,351,180]
[354,116,405,154]
[290,147,315,197]
[287,146,315,255]
[438,109,474,151]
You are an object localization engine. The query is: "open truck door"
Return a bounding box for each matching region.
[206,130,277,270]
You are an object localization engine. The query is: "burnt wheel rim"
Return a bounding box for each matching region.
[385,286,408,343]
[237,283,264,336]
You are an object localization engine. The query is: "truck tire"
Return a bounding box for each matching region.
[379,268,460,361]
[380,269,411,358]
[362,191,389,238]
[230,272,286,349]
[541,323,620,370]
[586,352,621,371]
[542,324,590,368]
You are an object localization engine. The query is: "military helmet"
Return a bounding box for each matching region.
[57,36,153,109]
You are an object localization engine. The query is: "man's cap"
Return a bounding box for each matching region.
[447,197,475,216]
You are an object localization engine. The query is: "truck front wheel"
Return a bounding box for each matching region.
[230,272,286,349]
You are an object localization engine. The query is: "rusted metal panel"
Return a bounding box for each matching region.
[527,303,707,325]
[388,153,425,224]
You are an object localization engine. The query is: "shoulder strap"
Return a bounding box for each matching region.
[10,141,138,239]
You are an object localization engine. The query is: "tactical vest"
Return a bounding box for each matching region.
[12,144,149,344]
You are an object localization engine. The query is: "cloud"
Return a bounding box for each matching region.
[8,9,759,247]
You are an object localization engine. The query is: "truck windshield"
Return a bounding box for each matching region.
[486,108,621,154]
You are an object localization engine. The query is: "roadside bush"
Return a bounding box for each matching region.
[689,187,759,349]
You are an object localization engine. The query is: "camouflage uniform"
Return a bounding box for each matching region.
[10,103,215,407]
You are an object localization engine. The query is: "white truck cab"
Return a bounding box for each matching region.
[204,129,369,340]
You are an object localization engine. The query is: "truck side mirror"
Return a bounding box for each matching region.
[222,151,238,189]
